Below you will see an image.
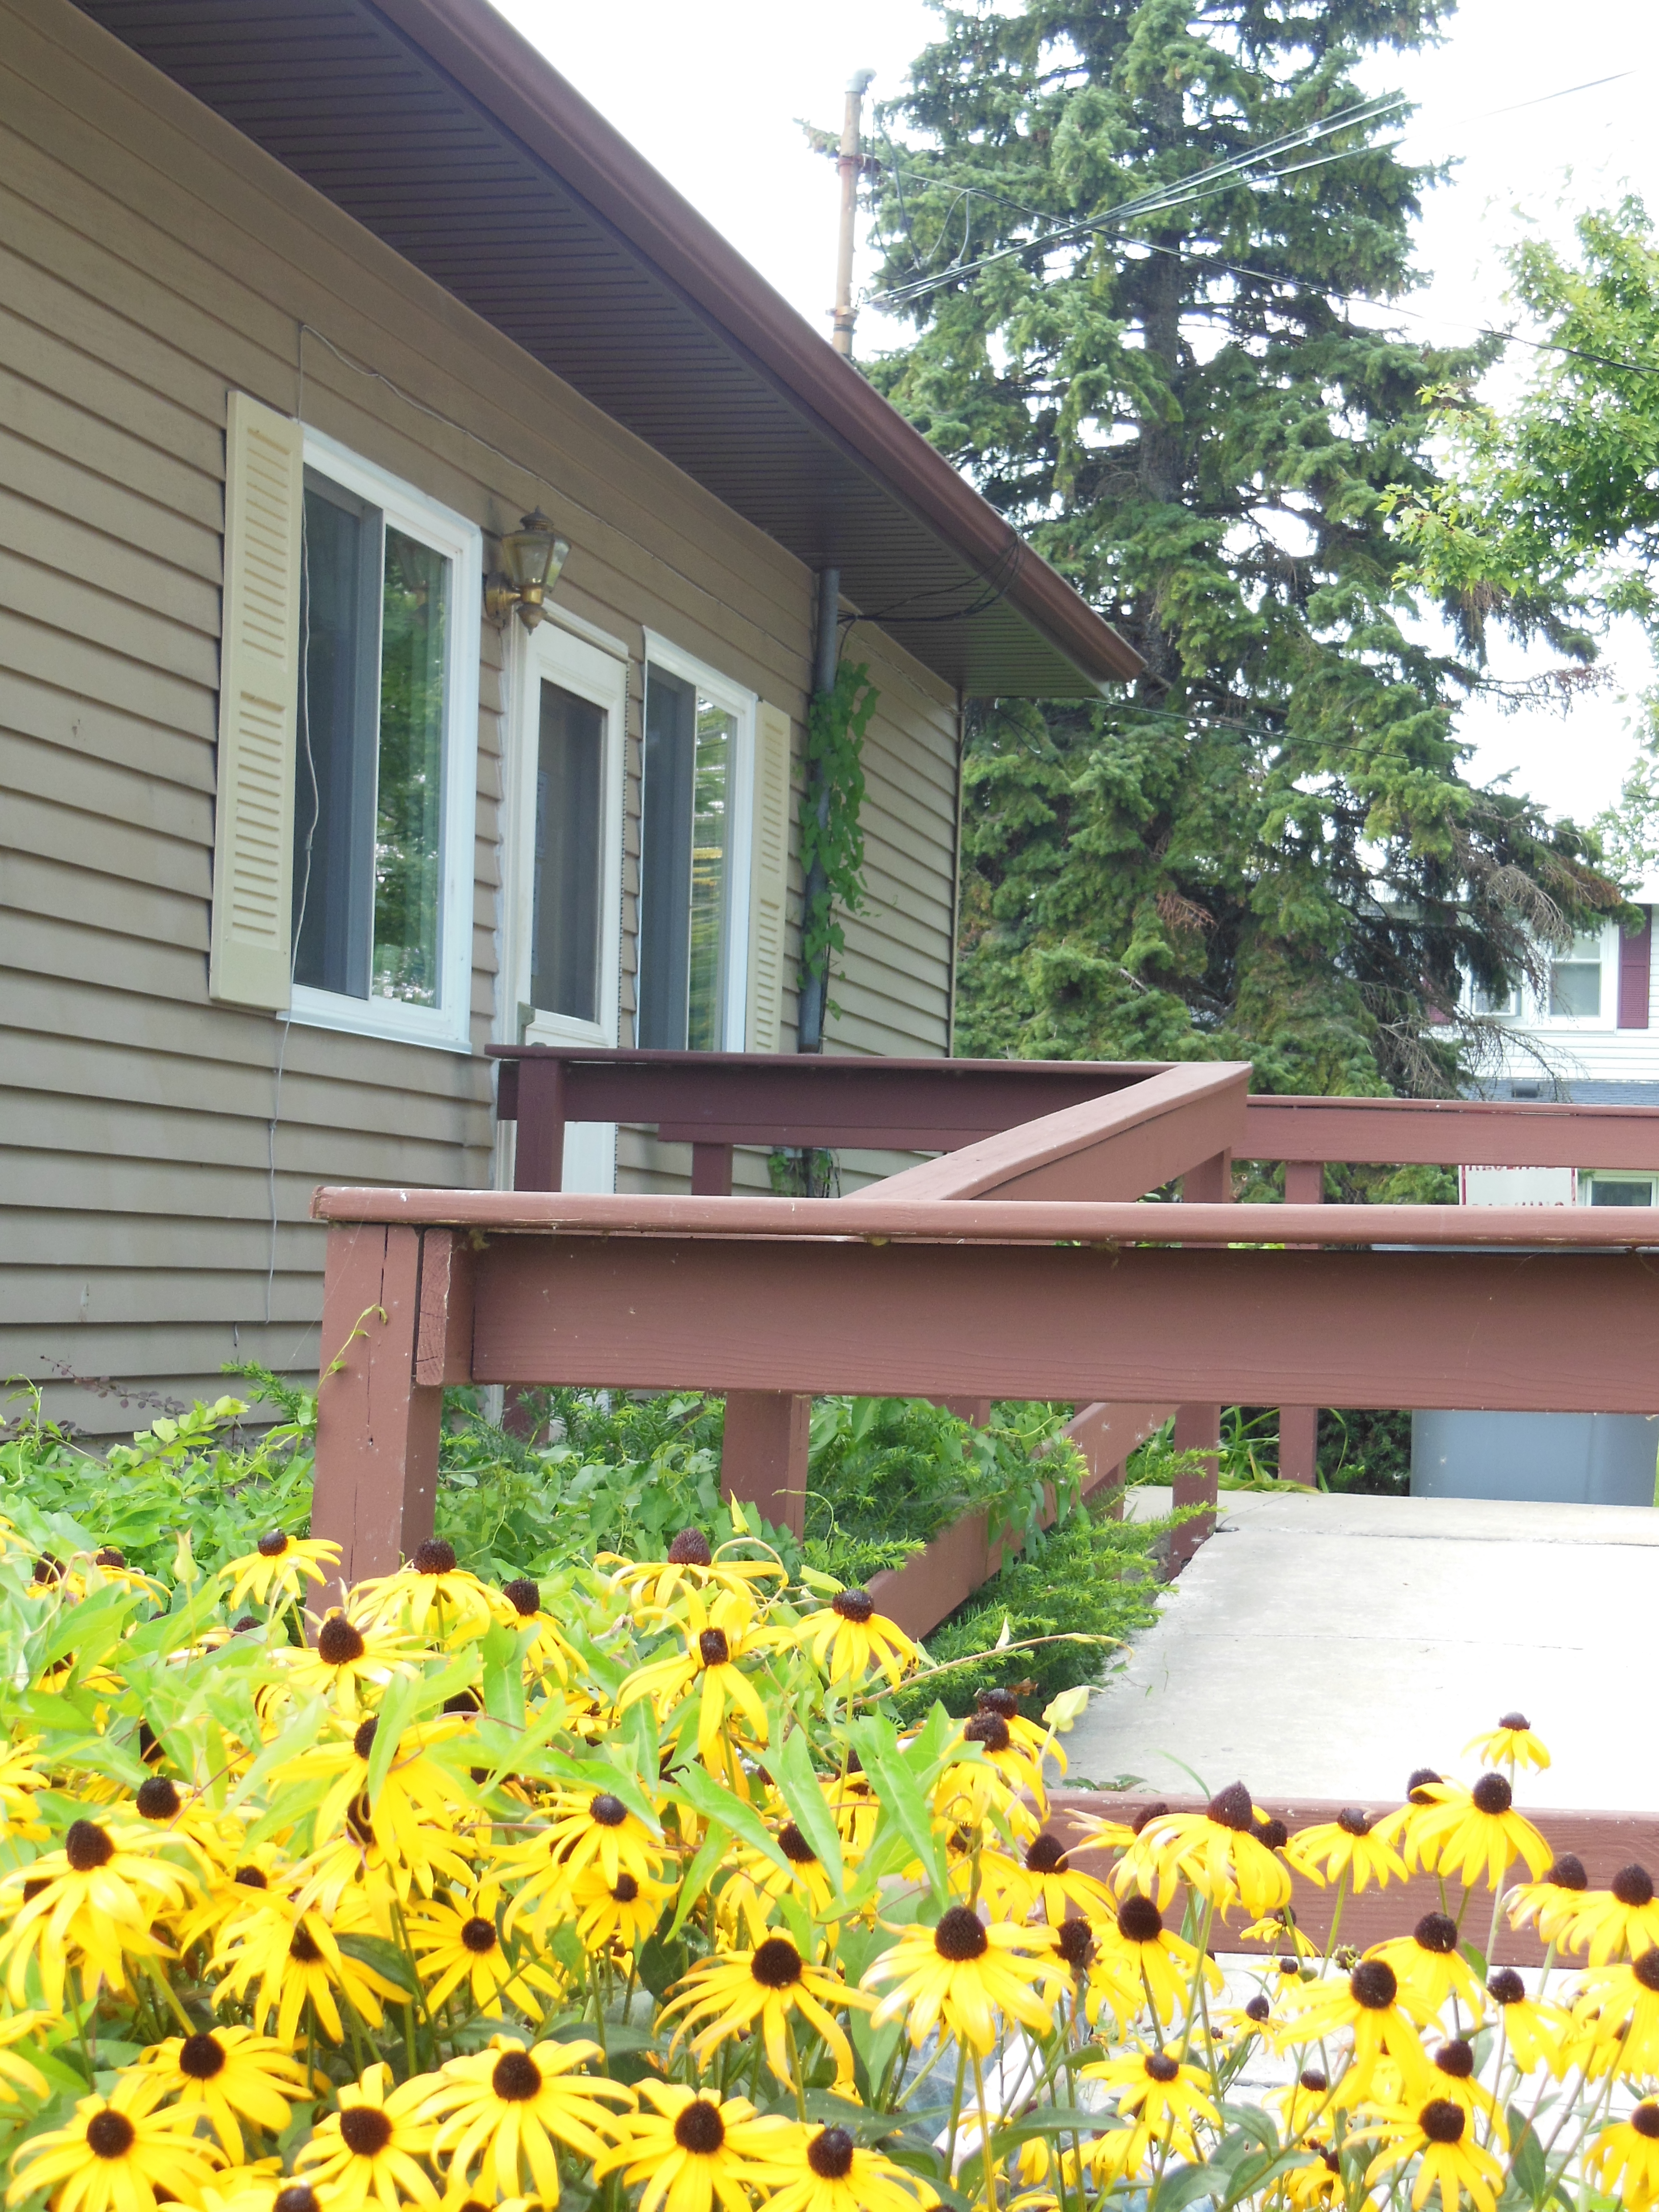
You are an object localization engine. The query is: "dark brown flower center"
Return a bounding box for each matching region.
[976,1687,1019,1718]
[1144,2052,1180,2082]
[590,1793,627,1828]
[85,2110,135,2159]
[491,2050,542,2102]
[1435,2040,1475,2079]
[674,2099,725,2153]
[274,2190,321,2212]
[962,1713,1010,1753]
[339,2106,394,2157]
[1407,1767,1442,1804]
[1131,1800,1169,1834]
[778,1823,817,1865]
[1056,1917,1094,1972]
[807,2127,855,2180]
[32,1557,61,1586]
[1207,1781,1254,1831]
[1546,1855,1587,1891]
[1117,1893,1164,1944]
[1414,1912,1459,1955]
[698,1628,731,1667]
[1489,1969,1526,2006]
[134,1777,180,1821]
[1498,1711,1530,1731]
[233,1864,267,1889]
[502,1578,541,1617]
[316,1616,366,1665]
[1634,1948,1659,1993]
[751,1936,804,1989]
[179,2033,226,2080]
[412,1539,457,1576]
[1337,1808,1373,1837]
[234,1616,261,1634]
[667,1529,713,1567]
[289,1925,323,1964]
[1299,2068,1328,2092]
[352,1718,378,1761]
[933,1905,989,1962]
[1254,1816,1289,1851]
[21,1880,48,1903]
[1420,2101,1466,2146]
[1615,1865,1656,1908]
[1350,1960,1398,2010]
[1634,2105,1659,2142]
[1025,1832,1068,1874]
[1244,1995,1270,2023]
[257,1531,291,1558]
[94,1548,125,1568]
[1471,1773,1512,1816]
[831,1588,874,1622]
[65,1820,114,1872]
[612,1874,640,1902]
[460,1916,497,1954]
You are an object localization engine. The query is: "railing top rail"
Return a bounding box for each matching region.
[309,1186,1659,1249]
[485,1046,1165,1074]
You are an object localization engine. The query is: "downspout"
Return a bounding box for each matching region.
[946,687,965,1057]
[796,565,840,1053]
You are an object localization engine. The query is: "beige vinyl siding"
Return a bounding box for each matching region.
[0,0,962,1427]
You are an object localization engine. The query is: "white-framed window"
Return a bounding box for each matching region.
[1578,1171,1658,1207]
[287,428,481,1051]
[1464,924,1617,1031]
[637,632,755,1051]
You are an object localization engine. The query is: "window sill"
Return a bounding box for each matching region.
[286,985,474,1054]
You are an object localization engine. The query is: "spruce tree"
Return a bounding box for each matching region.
[869,0,1615,1097]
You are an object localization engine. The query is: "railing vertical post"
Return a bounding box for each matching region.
[721,1392,812,1538]
[1278,1157,1324,1485]
[513,1056,566,1191]
[691,1143,734,1196]
[1171,1150,1230,1565]
[312,1220,442,1602]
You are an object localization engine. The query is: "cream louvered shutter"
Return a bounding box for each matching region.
[745,702,793,1051]
[208,391,303,1010]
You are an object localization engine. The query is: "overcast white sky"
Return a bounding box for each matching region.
[497,0,1659,834]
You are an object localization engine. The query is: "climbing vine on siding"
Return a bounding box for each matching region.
[798,658,878,1004]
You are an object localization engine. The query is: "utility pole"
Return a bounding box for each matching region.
[831,69,874,359]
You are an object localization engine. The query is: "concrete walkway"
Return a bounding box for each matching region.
[1061,1487,1659,1810]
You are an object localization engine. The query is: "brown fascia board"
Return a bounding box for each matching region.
[367,0,1143,692]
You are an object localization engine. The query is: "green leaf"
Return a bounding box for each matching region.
[767,1728,844,1894]
[668,1764,790,1876]
[847,1715,945,1899]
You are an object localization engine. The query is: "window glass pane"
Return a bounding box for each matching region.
[687,699,735,1051]
[1549,945,1601,1018]
[373,527,449,1006]
[293,477,377,998]
[639,667,695,1048]
[1590,1179,1654,1206]
[531,681,604,1022]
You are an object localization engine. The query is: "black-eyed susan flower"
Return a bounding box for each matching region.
[1416,2037,1507,2145]
[1124,1782,1292,1920]
[279,1612,418,1718]
[0,1740,48,1839]
[660,1935,871,2088]
[615,1589,789,1773]
[499,1788,665,1935]
[794,1587,918,1688]
[1568,1946,1659,2074]
[1088,1890,1218,2029]
[223,1530,340,1612]
[1486,1967,1569,2074]
[281,1714,474,1909]
[591,2082,794,2212]
[294,2062,438,2212]
[976,1830,1112,1924]
[353,1540,513,1643]
[568,1863,678,1956]
[1358,2097,1504,2212]
[1554,1863,1659,1965]
[404,1884,564,2019]
[8,2075,221,2212]
[1281,2143,1344,2212]
[1506,1852,1588,1946]
[716,1820,836,1946]
[0,2011,46,2109]
[498,1576,579,1681]
[1275,1959,1433,2104]
[418,2035,633,2202]
[0,1815,197,2008]
[1285,1807,1407,1893]
[1406,1775,1552,1889]
[1079,2046,1217,2163]
[211,1890,407,2046]
[1265,2066,1336,2143]
[1589,2103,1659,2209]
[863,1903,1064,2054]
[752,2121,937,2212]
[135,2026,309,2161]
[1368,1912,1485,2014]
[1465,1711,1551,1773]
[1373,1767,1452,1861]
[606,1527,787,1619]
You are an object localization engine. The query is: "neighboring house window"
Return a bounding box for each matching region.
[637,636,755,1051]
[1581,1174,1656,1206]
[1546,930,1606,1019]
[289,430,481,1049]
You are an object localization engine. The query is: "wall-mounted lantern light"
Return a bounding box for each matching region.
[485,509,570,630]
